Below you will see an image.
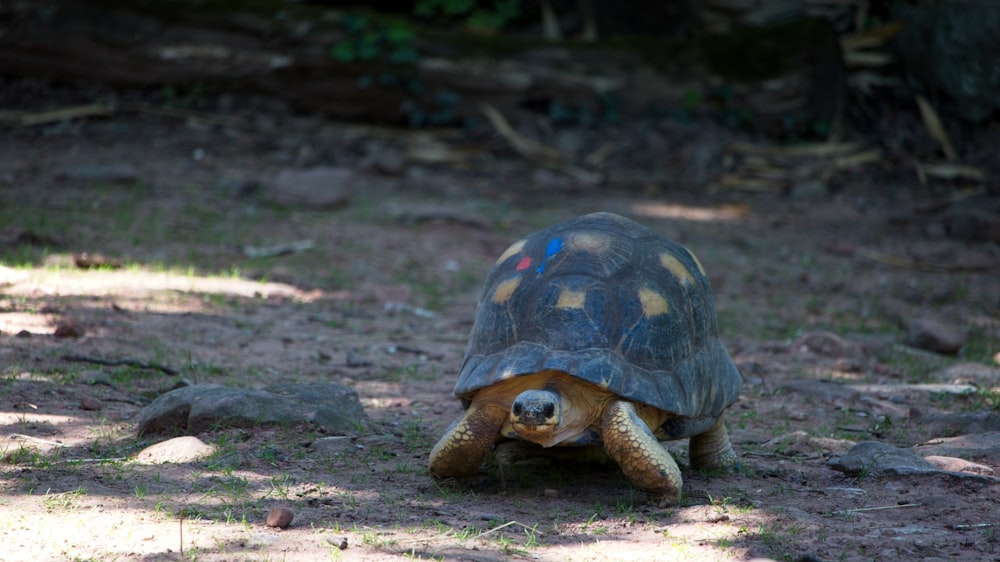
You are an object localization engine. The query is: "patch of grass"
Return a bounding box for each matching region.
[432,482,477,504]
[41,486,87,510]
[961,323,999,366]
[2,445,48,466]
[266,473,294,499]
[361,529,397,548]
[401,416,433,452]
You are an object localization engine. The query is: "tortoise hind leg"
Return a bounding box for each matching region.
[602,400,682,506]
[689,417,739,472]
[429,403,507,479]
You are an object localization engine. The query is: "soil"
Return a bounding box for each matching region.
[1,87,998,562]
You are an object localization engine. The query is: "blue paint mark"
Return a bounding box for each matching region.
[536,237,563,274]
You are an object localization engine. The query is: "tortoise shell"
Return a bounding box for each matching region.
[456,212,741,432]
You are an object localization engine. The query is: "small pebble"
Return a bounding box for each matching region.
[266,507,294,529]
[325,536,349,549]
[80,396,102,411]
[54,322,84,338]
[906,318,965,354]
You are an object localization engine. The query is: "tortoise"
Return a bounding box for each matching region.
[428,212,742,504]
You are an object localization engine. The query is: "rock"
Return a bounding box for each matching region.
[361,145,406,175]
[828,441,939,477]
[135,436,217,464]
[310,436,357,455]
[246,533,280,548]
[792,331,863,358]
[57,163,139,183]
[934,362,1000,386]
[136,383,367,436]
[262,167,354,209]
[53,321,84,338]
[763,431,855,456]
[790,179,830,201]
[73,252,124,269]
[829,441,997,482]
[265,507,294,529]
[912,412,1000,436]
[778,379,860,406]
[914,432,1000,458]
[388,202,489,229]
[79,395,102,411]
[906,318,966,354]
[923,455,995,476]
[345,350,372,368]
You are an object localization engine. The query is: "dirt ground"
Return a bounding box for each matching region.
[1,87,998,562]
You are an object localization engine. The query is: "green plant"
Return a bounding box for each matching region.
[42,486,87,510]
[330,16,418,65]
[414,0,520,32]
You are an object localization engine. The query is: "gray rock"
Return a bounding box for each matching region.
[913,432,1000,459]
[790,179,830,201]
[912,411,1000,436]
[829,441,997,483]
[762,431,855,456]
[262,167,354,209]
[906,318,966,354]
[934,363,1000,386]
[792,331,864,358]
[135,436,217,464]
[136,383,367,436]
[57,163,139,183]
[828,441,939,477]
[310,436,358,455]
[778,379,860,405]
[361,144,406,175]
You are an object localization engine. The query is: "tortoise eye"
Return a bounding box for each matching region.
[543,403,555,418]
[512,403,523,416]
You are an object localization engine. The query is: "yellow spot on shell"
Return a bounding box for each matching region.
[556,288,587,309]
[568,232,610,253]
[496,239,527,265]
[687,249,706,276]
[659,252,695,286]
[491,277,521,304]
[638,287,669,317]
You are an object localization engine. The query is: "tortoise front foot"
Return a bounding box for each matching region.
[602,400,682,506]
[689,417,739,473]
[429,403,507,479]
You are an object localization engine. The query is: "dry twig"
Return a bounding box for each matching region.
[8,434,67,447]
[62,354,179,376]
[831,503,922,516]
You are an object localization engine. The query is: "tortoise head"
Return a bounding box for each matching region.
[509,389,561,443]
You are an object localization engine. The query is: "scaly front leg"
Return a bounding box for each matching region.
[429,402,508,478]
[601,400,683,506]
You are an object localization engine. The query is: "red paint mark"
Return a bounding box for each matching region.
[515,257,532,271]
